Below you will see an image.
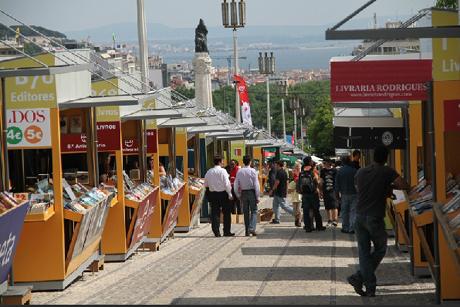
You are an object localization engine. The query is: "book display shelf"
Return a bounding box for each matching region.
[156,127,190,236]
[101,116,159,261]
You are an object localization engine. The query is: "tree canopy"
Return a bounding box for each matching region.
[175,79,335,157]
[435,0,458,9]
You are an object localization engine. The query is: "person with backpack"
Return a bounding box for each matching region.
[297,156,325,232]
[320,158,339,228]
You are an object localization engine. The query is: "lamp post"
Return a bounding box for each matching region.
[258,51,275,135]
[299,107,305,150]
[277,79,289,142]
[222,0,246,123]
[289,97,300,146]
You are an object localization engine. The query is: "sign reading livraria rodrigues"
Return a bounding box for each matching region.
[331,60,433,102]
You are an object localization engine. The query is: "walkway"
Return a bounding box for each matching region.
[31,199,435,305]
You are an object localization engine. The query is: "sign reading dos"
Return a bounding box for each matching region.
[331,60,432,102]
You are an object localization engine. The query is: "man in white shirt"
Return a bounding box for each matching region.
[234,155,260,237]
[204,155,234,237]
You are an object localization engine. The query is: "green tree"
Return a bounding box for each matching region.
[306,97,335,157]
[435,0,458,9]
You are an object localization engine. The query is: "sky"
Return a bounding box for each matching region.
[1,0,437,32]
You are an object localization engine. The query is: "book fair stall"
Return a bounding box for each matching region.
[0,52,120,291]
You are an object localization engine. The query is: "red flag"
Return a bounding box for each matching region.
[234,75,252,125]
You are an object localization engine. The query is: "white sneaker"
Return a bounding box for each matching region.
[326,221,333,228]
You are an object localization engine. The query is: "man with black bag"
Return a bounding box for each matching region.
[204,155,235,237]
[297,156,325,232]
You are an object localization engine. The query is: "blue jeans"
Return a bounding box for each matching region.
[272,195,294,221]
[354,214,388,290]
[241,190,258,232]
[341,194,357,232]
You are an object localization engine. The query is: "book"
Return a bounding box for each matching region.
[70,115,82,134]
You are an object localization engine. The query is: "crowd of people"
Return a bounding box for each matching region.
[204,146,411,297]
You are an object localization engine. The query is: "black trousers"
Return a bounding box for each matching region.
[209,191,232,235]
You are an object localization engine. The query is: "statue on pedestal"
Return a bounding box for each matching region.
[195,18,209,53]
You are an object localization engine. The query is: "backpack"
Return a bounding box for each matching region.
[298,171,316,195]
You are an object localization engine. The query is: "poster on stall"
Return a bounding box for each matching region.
[6,108,51,148]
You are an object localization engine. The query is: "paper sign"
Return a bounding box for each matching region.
[6,109,51,148]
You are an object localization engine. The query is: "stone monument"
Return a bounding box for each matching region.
[193,19,213,108]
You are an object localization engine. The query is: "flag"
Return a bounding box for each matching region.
[234,75,252,126]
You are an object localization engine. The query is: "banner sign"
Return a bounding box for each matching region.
[162,185,186,239]
[444,100,460,132]
[6,109,51,148]
[432,10,460,82]
[5,75,57,109]
[234,75,253,125]
[331,60,432,102]
[146,129,158,154]
[61,122,121,153]
[122,138,139,154]
[334,126,406,149]
[129,188,159,249]
[0,202,29,285]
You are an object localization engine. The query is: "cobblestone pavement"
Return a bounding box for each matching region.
[31,198,435,305]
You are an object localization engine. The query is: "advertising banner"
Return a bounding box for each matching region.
[432,10,460,82]
[6,108,51,148]
[122,138,139,154]
[331,60,432,102]
[5,75,57,109]
[129,188,159,249]
[0,202,29,285]
[162,185,186,239]
[234,75,253,126]
[61,122,121,153]
[146,129,158,154]
[444,100,460,132]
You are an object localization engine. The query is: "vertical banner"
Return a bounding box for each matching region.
[432,10,460,82]
[234,75,252,126]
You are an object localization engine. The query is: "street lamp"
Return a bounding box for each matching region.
[289,97,300,146]
[222,0,246,123]
[276,79,289,142]
[299,107,306,150]
[258,51,275,135]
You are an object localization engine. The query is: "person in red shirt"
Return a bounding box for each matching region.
[228,160,241,214]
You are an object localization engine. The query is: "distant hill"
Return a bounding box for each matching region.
[0,25,67,39]
[65,14,411,44]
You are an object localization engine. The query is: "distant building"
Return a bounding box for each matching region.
[0,40,23,57]
[352,21,420,56]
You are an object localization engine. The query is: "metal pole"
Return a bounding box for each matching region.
[92,107,99,186]
[233,29,241,123]
[0,78,7,191]
[171,127,177,178]
[266,76,271,136]
[427,82,440,305]
[281,98,286,142]
[137,0,150,93]
[293,109,297,146]
[300,116,304,150]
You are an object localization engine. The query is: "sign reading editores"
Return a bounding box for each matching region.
[331,60,433,102]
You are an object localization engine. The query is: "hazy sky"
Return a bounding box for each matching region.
[1,0,436,32]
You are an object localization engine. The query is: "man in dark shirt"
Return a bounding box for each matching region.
[269,160,294,224]
[351,149,361,169]
[347,145,410,297]
[320,159,338,228]
[335,156,358,234]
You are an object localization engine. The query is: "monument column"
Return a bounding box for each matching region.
[193,53,213,108]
